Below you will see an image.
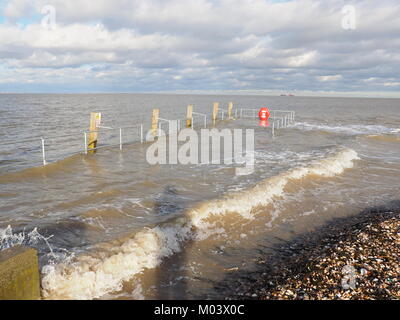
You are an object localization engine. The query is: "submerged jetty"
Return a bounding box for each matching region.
[229,208,400,300]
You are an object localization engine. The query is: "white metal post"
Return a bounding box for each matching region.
[119,128,122,150]
[41,138,47,166]
[272,121,275,139]
[140,124,143,143]
[84,132,88,154]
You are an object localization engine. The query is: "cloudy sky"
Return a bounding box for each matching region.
[0,0,399,97]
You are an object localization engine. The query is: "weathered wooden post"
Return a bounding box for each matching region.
[88,112,101,153]
[212,102,219,123]
[186,105,193,128]
[228,102,233,119]
[151,109,160,138]
[0,246,41,300]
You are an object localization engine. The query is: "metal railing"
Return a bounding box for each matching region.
[1,107,296,168]
[192,112,207,128]
[218,109,228,120]
[0,124,146,166]
[236,108,296,139]
[85,124,144,153]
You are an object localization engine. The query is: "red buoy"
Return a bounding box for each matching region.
[258,107,270,121]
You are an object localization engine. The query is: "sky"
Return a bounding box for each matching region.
[0,0,399,97]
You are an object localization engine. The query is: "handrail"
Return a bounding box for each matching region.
[1,107,296,169]
[86,124,144,134]
[192,112,207,128]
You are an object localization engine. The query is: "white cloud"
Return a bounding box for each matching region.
[3,0,36,20]
[383,82,400,87]
[317,75,343,82]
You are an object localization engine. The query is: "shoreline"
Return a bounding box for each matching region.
[225,205,400,300]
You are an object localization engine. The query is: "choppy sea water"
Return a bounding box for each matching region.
[0,94,399,299]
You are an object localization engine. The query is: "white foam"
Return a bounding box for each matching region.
[294,122,395,136]
[41,220,193,299]
[131,283,145,300]
[0,225,54,253]
[188,148,359,224]
[41,148,359,300]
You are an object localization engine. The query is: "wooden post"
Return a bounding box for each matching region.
[212,102,219,123]
[228,102,233,119]
[88,112,101,153]
[151,109,160,137]
[186,105,193,128]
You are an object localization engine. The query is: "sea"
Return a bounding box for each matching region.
[0,94,399,299]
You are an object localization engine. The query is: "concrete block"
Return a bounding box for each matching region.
[0,246,41,300]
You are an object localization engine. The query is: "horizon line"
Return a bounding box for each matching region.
[1,91,400,99]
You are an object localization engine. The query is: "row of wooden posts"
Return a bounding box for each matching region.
[35,103,293,164]
[153,102,234,134]
[88,102,234,152]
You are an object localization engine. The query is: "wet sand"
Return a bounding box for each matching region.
[225,205,400,300]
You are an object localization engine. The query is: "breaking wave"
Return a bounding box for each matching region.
[364,134,400,143]
[41,148,359,300]
[0,225,74,267]
[294,122,398,136]
[0,225,54,252]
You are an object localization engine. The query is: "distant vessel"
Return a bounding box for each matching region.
[280,93,295,97]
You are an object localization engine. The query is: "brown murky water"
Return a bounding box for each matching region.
[0,94,399,299]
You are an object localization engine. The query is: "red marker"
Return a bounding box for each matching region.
[258,107,270,121]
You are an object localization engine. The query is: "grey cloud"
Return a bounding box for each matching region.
[0,0,399,95]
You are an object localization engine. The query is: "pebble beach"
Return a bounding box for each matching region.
[230,208,400,300]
